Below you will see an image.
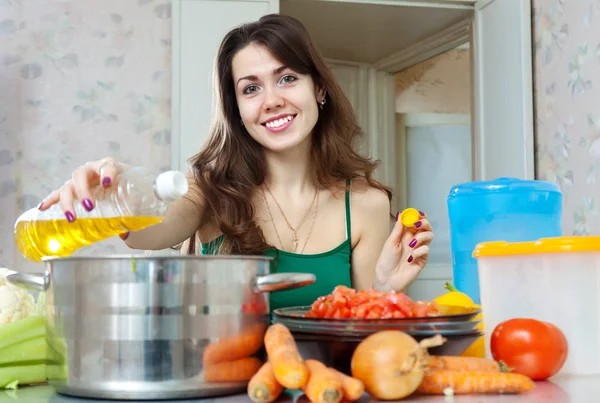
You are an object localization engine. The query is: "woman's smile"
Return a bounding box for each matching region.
[262,114,297,132]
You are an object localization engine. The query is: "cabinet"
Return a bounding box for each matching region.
[171,0,535,299]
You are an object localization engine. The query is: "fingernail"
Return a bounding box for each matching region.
[414,221,422,228]
[82,199,94,212]
[102,177,111,187]
[395,211,400,221]
[419,210,425,217]
[119,231,130,241]
[409,239,417,248]
[407,255,414,263]
[65,211,75,223]
[38,201,44,210]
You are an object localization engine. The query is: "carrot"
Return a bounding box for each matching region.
[204,357,263,383]
[203,323,265,365]
[329,367,364,400]
[417,370,535,395]
[247,361,284,403]
[302,360,343,403]
[428,356,510,373]
[263,323,309,389]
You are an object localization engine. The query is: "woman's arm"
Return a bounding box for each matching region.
[349,184,391,290]
[349,181,434,292]
[123,172,206,250]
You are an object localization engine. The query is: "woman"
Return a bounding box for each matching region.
[39,14,433,310]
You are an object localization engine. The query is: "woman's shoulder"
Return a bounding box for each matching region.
[347,177,391,215]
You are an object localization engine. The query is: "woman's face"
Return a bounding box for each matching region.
[232,43,324,153]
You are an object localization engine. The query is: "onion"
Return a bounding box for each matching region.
[350,331,445,400]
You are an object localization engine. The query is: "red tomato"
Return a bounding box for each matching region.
[490,318,568,380]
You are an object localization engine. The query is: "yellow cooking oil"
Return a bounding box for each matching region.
[14,216,163,263]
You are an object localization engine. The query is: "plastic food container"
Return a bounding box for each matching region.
[447,177,563,304]
[473,237,600,375]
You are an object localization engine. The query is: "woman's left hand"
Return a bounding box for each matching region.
[374,211,434,292]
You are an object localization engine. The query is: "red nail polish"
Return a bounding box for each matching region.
[395,211,400,221]
[414,221,422,228]
[407,255,414,263]
[419,210,425,217]
[409,239,417,248]
[102,177,111,187]
[119,231,130,240]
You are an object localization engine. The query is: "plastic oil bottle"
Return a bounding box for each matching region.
[14,167,189,262]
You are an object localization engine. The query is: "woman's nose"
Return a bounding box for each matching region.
[262,87,284,110]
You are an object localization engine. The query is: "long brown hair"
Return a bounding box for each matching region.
[187,14,392,255]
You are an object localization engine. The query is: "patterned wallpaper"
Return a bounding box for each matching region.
[0,0,173,272]
[395,47,471,114]
[533,0,600,236]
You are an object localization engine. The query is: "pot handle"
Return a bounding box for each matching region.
[1,268,49,292]
[254,273,316,293]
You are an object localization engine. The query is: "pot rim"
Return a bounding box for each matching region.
[41,254,274,263]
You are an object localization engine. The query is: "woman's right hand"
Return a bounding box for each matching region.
[39,157,127,222]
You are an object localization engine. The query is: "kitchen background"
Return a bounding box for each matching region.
[0,0,597,273]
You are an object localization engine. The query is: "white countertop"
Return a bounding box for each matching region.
[0,374,593,402]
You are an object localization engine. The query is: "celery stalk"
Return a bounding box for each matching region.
[0,336,47,365]
[0,363,46,388]
[0,316,46,350]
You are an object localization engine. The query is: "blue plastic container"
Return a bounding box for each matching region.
[446,177,563,304]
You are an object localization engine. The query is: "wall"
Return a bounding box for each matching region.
[394,47,470,114]
[533,0,600,235]
[0,0,173,272]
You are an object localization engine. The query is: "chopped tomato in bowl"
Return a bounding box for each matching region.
[304,285,440,319]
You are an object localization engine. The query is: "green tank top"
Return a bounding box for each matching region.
[200,182,353,311]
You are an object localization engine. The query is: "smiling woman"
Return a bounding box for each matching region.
[38,14,435,311]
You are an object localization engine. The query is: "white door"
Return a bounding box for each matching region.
[171,0,279,171]
[471,0,535,181]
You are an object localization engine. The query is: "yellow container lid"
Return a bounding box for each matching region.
[473,236,600,257]
[400,208,420,227]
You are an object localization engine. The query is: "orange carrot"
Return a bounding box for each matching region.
[302,360,343,403]
[203,323,265,365]
[247,361,284,403]
[417,370,535,395]
[264,323,309,389]
[329,367,364,400]
[204,357,263,383]
[428,356,510,373]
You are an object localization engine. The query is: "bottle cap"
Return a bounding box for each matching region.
[400,208,420,227]
[155,171,189,201]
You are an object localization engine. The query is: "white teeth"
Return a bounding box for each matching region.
[266,115,293,128]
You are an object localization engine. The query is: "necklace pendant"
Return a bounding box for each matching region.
[291,233,298,252]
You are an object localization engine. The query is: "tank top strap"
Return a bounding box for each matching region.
[345,179,352,240]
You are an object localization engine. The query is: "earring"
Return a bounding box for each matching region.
[319,98,326,110]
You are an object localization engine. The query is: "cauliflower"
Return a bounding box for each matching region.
[0,268,36,325]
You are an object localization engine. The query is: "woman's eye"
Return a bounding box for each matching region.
[243,85,259,95]
[279,75,297,85]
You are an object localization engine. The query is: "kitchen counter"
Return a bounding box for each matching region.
[0,374,594,403]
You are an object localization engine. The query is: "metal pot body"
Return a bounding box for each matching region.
[6,255,314,400]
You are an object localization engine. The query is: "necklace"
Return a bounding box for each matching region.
[261,185,319,252]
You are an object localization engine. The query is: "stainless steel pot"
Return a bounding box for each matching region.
[5,254,315,400]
